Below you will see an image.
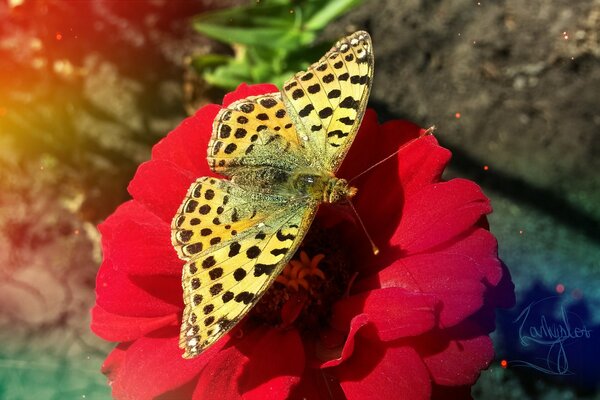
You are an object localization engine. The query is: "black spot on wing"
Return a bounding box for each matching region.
[240,103,254,113]
[210,283,223,296]
[246,246,261,259]
[276,230,296,241]
[318,107,333,119]
[234,291,254,304]
[222,291,234,303]
[307,83,321,94]
[327,130,349,139]
[186,243,203,255]
[350,75,369,85]
[233,268,247,281]
[328,89,341,99]
[209,268,223,280]
[299,104,314,117]
[292,89,304,100]
[260,98,277,108]
[270,248,289,256]
[229,242,241,257]
[185,200,198,213]
[338,117,355,126]
[322,73,334,83]
[202,256,216,269]
[224,143,237,154]
[339,96,359,110]
[179,230,193,243]
[254,263,276,277]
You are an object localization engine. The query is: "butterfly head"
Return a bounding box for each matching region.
[325,177,357,204]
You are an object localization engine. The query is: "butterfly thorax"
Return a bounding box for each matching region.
[289,171,357,204]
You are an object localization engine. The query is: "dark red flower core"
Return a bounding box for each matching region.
[251,222,354,333]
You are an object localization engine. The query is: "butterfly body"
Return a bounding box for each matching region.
[288,171,356,204]
[172,31,373,358]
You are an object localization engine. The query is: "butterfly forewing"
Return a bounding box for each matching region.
[282,31,373,172]
[208,93,310,176]
[173,177,317,358]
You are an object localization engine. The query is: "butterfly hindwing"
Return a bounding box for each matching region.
[173,177,317,358]
[172,177,268,260]
[282,31,373,172]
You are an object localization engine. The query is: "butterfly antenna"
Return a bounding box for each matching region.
[349,125,436,184]
[347,199,379,255]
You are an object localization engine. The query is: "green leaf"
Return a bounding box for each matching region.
[190,54,232,74]
[204,61,254,90]
[190,0,365,91]
[304,0,365,31]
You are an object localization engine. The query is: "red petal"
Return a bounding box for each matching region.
[128,160,195,223]
[319,314,369,368]
[336,340,431,400]
[435,227,503,286]
[339,113,424,181]
[420,321,494,386]
[352,136,452,248]
[105,327,226,400]
[394,135,451,197]
[381,119,423,147]
[371,253,487,327]
[95,258,181,317]
[100,200,182,276]
[239,329,305,400]
[91,305,178,342]
[222,83,279,107]
[151,105,220,177]
[156,379,198,400]
[291,367,346,400]
[392,178,492,254]
[101,343,129,388]
[193,346,247,399]
[331,288,437,341]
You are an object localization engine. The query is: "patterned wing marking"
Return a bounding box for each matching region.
[172,177,281,261]
[282,31,373,172]
[208,93,308,176]
[178,197,317,358]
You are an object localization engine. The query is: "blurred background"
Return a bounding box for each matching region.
[0,0,598,399]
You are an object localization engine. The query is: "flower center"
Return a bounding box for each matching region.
[249,224,353,334]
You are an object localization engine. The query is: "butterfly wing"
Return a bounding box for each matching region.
[208,92,312,177]
[172,177,317,358]
[281,31,373,172]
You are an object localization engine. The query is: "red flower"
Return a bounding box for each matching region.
[91,84,514,399]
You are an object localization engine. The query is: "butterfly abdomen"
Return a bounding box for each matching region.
[289,171,356,204]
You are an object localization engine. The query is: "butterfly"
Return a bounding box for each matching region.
[171,31,373,358]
